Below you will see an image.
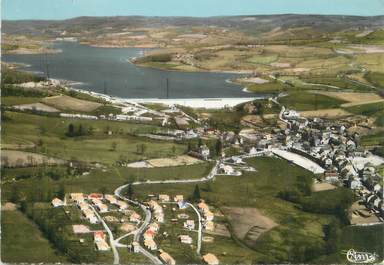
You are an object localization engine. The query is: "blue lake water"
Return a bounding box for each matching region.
[3,41,254,99]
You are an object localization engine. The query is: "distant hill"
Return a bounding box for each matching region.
[3,14,384,37]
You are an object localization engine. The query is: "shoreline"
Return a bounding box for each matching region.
[48,78,266,109]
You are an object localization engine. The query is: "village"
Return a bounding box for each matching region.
[50,191,220,265]
[37,86,384,265]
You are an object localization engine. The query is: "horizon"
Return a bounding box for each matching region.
[3,13,384,22]
[2,0,384,20]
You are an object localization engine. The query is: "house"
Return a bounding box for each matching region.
[374,184,382,193]
[177,213,189,219]
[91,198,103,205]
[159,251,176,265]
[120,223,136,233]
[130,212,142,223]
[205,221,215,231]
[177,200,188,209]
[205,211,214,221]
[72,224,90,234]
[202,253,219,265]
[96,203,109,213]
[70,193,85,203]
[282,110,300,120]
[158,194,170,202]
[83,209,98,224]
[197,202,210,213]
[78,202,89,211]
[148,223,160,233]
[174,195,184,202]
[51,198,64,207]
[179,235,193,244]
[144,230,156,240]
[200,145,210,160]
[131,242,140,253]
[184,220,195,230]
[349,178,362,190]
[94,231,106,242]
[116,200,128,210]
[88,193,104,200]
[218,164,235,175]
[144,239,157,250]
[104,194,118,204]
[95,240,110,251]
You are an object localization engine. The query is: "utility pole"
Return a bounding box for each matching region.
[103,81,108,95]
[166,78,169,99]
[45,53,50,80]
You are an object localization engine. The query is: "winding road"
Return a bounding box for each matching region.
[90,205,120,265]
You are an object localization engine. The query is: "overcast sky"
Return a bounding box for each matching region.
[2,0,384,20]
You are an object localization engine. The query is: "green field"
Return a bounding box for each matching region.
[344,101,384,117]
[1,96,43,106]
[1,209,67,263]
[130,157,341,263]
[1,162,214,203]
[2,111,187,165]
[365,72,384,87]
[316,224,384,263]
[343,101,384,126]
[361,131,384,146]
[280,92,346,110]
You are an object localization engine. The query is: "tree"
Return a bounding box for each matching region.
[77,124,84,136]
[141,144,147,154]
[57,183,65,200]
[192,184,201,202]
[10,184,21,203]
[37,139,44,147]
[67,123,75,137]
[198,137,203,147]
[215,139,223,156]
[126,184,134,199]
[99,186,108,195]
[88,126,94,135]
[111,142,117,151]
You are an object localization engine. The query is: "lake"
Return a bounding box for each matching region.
[3,41,254,99]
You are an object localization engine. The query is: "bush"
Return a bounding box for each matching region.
[2,85,48,97]
[1,68,45,85]
[137,53,172,63]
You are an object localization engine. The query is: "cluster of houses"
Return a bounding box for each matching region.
[197,201,215,232]
[188,145,211,161]
[51,192,144,251]
[277,109,384,219]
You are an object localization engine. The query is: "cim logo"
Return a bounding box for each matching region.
[345,249,379,264]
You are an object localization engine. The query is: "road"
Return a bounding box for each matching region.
[114,187,163,264]
[186,202,202,255]
[90,205,120,265]
[112,153,265,263]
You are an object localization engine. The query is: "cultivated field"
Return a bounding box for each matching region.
[1,150,65,167]
[13,102,59,112]
[41,95,102,112]
[222,207,278,243]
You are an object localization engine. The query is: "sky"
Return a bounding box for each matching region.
[2,0,384,20]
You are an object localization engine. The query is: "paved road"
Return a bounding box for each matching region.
[112,154,265,263]
[90,205,120,265]
[114,187,163,264]
[186,202,202,255]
